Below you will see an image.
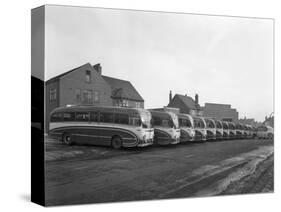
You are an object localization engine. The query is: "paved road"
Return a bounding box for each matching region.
[45,138,274,206]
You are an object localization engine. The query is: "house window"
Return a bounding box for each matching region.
[93,90,100,103]
[49,88,57,101]
[135,102,141,108]
[115,100,122,107]
[114,99,128,107]
[85,70,91,83]
[122,100,129,107]
[82,90,93,104]
[75,89,81,102]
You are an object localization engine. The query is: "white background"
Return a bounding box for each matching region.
[0,0,279,211]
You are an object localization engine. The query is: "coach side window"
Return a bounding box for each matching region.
[50,112,62,122]
[115,113,129,125]
[63,112,75,122]
[100,112,114,123]
[90,112,99,122]
[75,112,90,122]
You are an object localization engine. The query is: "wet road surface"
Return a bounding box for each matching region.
[45,138,274,206]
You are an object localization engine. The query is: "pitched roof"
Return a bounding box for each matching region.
[45,62,144,102]
[46,63,92,83]
[102,76,144,102]
[173,94,199,110]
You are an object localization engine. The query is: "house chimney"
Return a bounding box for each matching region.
[169,90,172,103]
[93,63,102,75]
[195,94,199,104]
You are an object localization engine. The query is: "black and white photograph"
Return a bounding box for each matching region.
[31,4,274,207]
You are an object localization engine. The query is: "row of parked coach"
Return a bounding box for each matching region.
[150,110,273,146]
[48,106,274,149]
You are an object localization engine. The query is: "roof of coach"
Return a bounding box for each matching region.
[50,105,144,115]
[178,113,193,120]
[148,109,174,119]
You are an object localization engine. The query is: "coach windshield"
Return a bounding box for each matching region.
[223,122,229,129]
[215,121,223,129]
[194,118,206,129]
[229,123,235,130]
[169,113,179,129]
[179,117,193,128]
[139,110,152,128]
[206,119,215,128]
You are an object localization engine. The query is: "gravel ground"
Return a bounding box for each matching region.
[44,137,274,206]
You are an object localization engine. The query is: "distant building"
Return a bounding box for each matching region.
[167,91,203,116]
[45,63,144,130]
[202,103,239,122]
[239,117,256,125]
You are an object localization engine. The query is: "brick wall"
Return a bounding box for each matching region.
[59,64,112,107]
[203,103,239,122]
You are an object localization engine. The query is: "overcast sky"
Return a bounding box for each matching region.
[44,5,273,122]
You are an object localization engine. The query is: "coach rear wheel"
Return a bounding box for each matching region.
[62,133,73,145]
[111,136,123,149]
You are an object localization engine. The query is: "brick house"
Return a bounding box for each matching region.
[167,91,203,116]
[103,76,144,108]
[202,103,239,122]
[45,63,144,131]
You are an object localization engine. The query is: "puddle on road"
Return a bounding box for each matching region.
[194,157,266,197]
[159,145,273,198]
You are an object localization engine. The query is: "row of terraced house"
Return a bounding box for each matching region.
[45,62,242,130]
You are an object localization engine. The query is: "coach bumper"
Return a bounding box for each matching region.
[137,138,153,147]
